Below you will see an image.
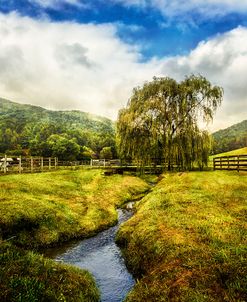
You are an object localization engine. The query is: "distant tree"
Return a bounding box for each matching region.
[0,128,19,153]
[47,134,80,160]
[117,75,223,170]
[81,146,97,160]
[100,147,113,159]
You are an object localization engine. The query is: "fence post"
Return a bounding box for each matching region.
[55,157,57,170]
[31,157,33,173]
[49,157,51,170]
[213,158,215,170]
[237,155,239,172]
[90,159,93,168]
[227,156,229,170]
[41,157,43,171]
[4,154,7,174]
[19,156,22,173]
[220,157,222,170]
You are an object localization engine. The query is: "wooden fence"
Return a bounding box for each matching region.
[0,156,123,175]
[213,155,247,172]
[4,154,243,175]
[0,156,59,174]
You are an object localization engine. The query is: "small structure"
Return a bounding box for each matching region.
[0,157,13,172]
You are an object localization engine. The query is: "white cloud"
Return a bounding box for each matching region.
[112,0,247,20]
[0,12,246,131]
[0,12,158,119]
[156,26,247,130]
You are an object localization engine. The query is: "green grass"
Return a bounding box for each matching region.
[116,171,247,301]
[0,169,149,301]
[0,169,149,248]
[211,147,247,158]
[0,241,100,302]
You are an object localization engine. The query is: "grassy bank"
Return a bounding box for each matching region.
[0,169,149,248]
[116,171,247,301]
[0,241,99,302]
[0,169,149,301]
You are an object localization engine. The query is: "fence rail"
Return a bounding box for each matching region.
[4,154,245,175]
[213,154,247,171]
[0,155,183,175]
[0,155,59,174]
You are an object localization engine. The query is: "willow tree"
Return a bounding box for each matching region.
[117,75,223,170]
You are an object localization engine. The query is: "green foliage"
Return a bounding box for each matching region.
[116,171,247,301]
[81,146,96,159]
[47,134,80,160]
[117,75,223,170]
[100,147,113,159]
[0,242,100,302]
[0,98,116,159]
[212,120,247,154]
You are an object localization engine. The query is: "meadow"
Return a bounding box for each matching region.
[116,170,247,302]
[210,147,247,159]
[0,169,149,248]
[0,169,149,301]
[1,167,246,301]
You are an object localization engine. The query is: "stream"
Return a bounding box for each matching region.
[43,206,135,302]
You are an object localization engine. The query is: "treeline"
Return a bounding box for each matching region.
[1,97,246,162]
[212,120,247,154]
[0,98,116,160]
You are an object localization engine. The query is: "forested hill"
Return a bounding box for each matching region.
[0,98,116,159]
[212,120,247,154]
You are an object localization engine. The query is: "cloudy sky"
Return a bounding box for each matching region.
[0,0,247,131]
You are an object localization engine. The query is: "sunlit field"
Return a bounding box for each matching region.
[117,171,247,301]
[0,169,149,248]
[0,169,149,301]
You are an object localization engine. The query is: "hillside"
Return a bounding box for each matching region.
[0,98,116,159]
[212,120,247,154]
[210,147,247,158]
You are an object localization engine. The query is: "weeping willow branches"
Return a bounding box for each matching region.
[117,75,223,170]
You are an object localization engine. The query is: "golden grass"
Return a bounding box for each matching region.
[0,169,149,247]
[0,169,149,301]
[210,147,247,159]
[116,171,247,301]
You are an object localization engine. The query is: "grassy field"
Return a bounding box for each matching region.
[116,171,247,301]
[0,169,149,248]
[210,147,247,158]
[0,169,149,301]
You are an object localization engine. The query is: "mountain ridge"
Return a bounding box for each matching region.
[0,98,116,159]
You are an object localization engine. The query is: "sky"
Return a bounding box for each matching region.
[0,0,247,131]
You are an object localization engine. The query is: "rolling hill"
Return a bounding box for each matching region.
[0,98,116,159]
[212,120,247,154]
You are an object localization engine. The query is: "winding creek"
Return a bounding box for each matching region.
[43,206,135,302]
